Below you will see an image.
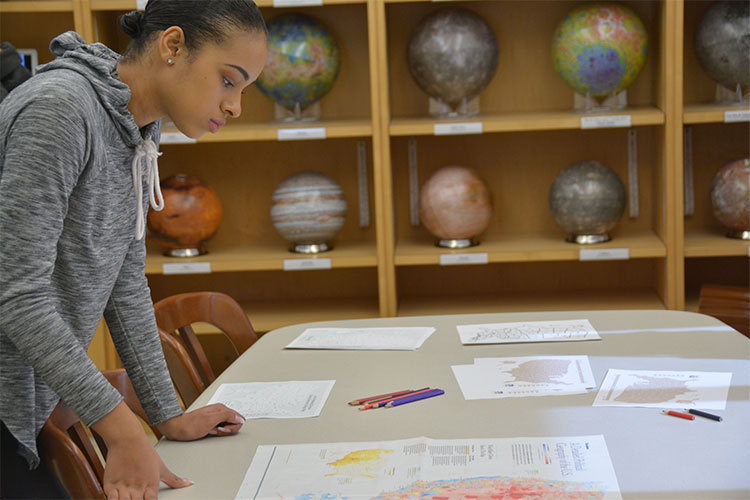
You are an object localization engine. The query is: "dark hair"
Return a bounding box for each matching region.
[120,0,266,59]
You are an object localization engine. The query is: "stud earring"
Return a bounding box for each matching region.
[167,58,174,65]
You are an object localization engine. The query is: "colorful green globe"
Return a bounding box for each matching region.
[552,3,648,97]
[256,14,341,110]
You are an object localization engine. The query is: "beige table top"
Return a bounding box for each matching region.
[156,309,750,499]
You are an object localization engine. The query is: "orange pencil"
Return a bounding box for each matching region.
[348,389,414,406]
[359,387,433,410]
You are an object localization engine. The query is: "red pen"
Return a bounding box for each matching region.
[662,410,695,421]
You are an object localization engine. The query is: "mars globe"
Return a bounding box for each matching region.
[419,166,493,248]
[407,8,499,105]
[549,161,626,244]
[695,1,750,90]
[256,14,341,111]
[271,171,347,253]
[552,3,648,97]
[710,158,750,240]
[147,174,223,257]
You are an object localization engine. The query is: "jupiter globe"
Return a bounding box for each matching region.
[271,171,347,253]
[552,3,648,99]
[256,14,341,118]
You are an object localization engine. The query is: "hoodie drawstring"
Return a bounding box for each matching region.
[131,139,164,240]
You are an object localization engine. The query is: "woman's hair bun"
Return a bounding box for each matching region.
[120,10,145,39]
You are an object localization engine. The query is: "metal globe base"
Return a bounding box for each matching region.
[165,247,206,258]
[566,234,611,245]
[290,242,332,254]
[726,230,750,240]
[436,238,478,249]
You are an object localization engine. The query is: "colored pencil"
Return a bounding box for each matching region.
[359,387,433,410]
[385,389,444,408]
[347,389,414,406]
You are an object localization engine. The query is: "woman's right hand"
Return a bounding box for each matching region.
[92,402,192,499]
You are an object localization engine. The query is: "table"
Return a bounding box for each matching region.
[156,310,750,499]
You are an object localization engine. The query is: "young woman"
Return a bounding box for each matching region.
[0,0,267,498]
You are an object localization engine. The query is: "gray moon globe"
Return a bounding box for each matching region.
[419,166,493,241]
[408,8,499,105]
[549,161,627,238]
[271,171,347,245]
[695,0,750,89]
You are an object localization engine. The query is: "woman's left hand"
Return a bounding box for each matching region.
[157,403,245,441]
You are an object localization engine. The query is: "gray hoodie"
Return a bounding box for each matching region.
[0,31,182,467]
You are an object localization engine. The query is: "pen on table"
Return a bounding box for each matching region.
[662,410,694,420]
[360,387,433,410]
[686,409,723,422]
[348,389,414,406]
[385,389,445,408]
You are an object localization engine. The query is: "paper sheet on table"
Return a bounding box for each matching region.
[236,435,622,500]
[593,369,732,410]
[452,356,596,399]
[206,380,335,419]
[285,327,435,350]
[457,319,601,345]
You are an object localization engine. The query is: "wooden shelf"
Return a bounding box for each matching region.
[0,1,73,12]
[398,288,666,317]
[91,0,368,8]
[390,107,665,136]
[160,119,372,145]
[683,104,750,124]
[684,227,750,258]
[395,229,666,266]
[145,239,377,275]
[192,297,379,334]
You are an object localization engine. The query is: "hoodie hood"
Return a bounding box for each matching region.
[39,31,158,148]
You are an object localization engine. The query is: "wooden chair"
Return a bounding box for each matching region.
[698,284,750,338]
[39,369,161,499]
[153,292,258,407]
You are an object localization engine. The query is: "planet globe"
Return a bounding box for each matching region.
[271,171,347,253]
[147,174,223,257]
[256,14,341,111]
[549,160,627,244]
[419,166,493,248]
[552,3,648,97]
[695,0,750,90]
[407,8,499,106]
[710,157,750,240]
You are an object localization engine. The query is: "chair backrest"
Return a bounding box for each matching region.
[39,369,158,499]
[153,292,258,402]
[158,328,207,407]
[699,284,750,337]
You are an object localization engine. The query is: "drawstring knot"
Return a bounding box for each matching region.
[131,139,164,240]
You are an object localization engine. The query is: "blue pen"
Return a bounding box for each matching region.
[385,388,444,408]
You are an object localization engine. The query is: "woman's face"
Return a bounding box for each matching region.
[164,30,267,138]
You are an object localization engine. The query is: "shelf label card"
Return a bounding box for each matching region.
[277,127,326,141]
[724,110,750,123]
[136,0,147,11]
[162,262,212,275]
[579,248,630,261]
[440,253,489,266]
[283,258,332,271]
[273,0,322,6]
[160,132,197,144]
[581,115,632,129]
[434,122,483,135]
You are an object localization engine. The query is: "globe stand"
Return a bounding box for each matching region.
[290,242,332,254]
[574,90,627,112]
[428,96,480,118]
[274,101,321,123]
[715,83,748,106]
[165,247,207,258]
[726,230,750,241]
[435,238,479,249]
[566,234,611,244]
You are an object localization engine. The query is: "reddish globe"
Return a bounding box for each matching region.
[147,174,223,255]
[710,157,750,236]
